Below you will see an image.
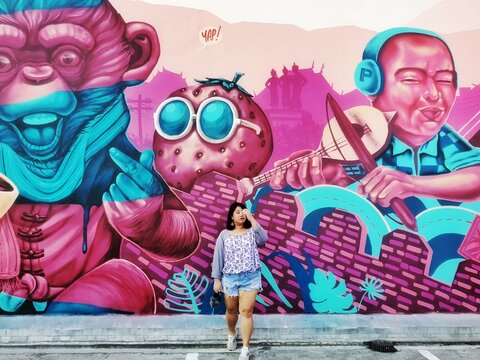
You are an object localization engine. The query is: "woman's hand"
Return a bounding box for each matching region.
[241,208,254,222]
[214,278,222,293]
[242,208,260,229]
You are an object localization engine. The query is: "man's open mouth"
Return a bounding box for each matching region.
[12,112,63,156]
[419,107,445,121]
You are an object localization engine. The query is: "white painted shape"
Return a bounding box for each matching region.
[419,349,441,360]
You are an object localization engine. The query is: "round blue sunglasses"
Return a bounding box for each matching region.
[154,97,261,144]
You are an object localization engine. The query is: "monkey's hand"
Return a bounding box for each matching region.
[103,147,199,257]
[104,147,163,202]
[103,147,165,237]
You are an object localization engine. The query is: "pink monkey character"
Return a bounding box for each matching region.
[0,0,199,314]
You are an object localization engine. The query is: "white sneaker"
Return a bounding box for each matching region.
[238,346,250,360]
[226,331,237,351]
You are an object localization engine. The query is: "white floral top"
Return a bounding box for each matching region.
[211,225,268,278]
[223,229,260,274]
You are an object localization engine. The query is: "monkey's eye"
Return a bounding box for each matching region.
[53,48,82,67]
[0,53,15,73]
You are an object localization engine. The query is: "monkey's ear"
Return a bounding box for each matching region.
[122,22,160,83]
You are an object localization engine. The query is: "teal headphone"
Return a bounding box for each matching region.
[354,27,456,96]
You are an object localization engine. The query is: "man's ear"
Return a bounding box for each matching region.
[122,22,160,83]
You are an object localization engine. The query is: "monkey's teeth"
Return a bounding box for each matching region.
[23,113,58,126]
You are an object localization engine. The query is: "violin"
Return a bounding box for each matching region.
[240,105,392,194]
[240,93,418,231]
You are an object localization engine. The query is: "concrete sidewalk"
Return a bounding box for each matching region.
[1,314,479,347]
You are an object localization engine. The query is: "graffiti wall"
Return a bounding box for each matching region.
[0,0,479,315]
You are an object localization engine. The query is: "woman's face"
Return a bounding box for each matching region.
[231,206,246,226]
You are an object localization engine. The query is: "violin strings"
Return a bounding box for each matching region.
[325,97,348,163]
[252,120,371,186]
[253,141,348,185]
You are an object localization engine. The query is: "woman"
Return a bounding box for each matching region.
[211,202,268,360]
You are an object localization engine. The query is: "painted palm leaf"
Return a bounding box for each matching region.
[164,268,209,314]
[308,269,357,314]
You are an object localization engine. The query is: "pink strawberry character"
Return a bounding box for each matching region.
[153,73,273,191]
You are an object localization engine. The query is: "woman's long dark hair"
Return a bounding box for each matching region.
[226,202,252,230]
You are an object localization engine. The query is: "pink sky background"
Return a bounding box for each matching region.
[111,0,480,94]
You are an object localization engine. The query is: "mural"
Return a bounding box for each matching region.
[0,0,479,315]
[0,0,199,314]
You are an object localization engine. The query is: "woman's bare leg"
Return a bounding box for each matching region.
[224,294,239,335]
[238,290,258,347]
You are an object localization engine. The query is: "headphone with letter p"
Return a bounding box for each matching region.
[354,27,457,96]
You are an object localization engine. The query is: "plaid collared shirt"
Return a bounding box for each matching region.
[344,124,480,177]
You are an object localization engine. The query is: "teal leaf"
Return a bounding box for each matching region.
[260,262,293,308]
[309,270,357,314]
[336,279,347,295]
[194,72,253,96]
[314,267,327,285]
[255,295,270,307]
[164,268,209,314]
[359,276,384,303]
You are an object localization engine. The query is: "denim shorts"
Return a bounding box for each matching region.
[222,270,262,297]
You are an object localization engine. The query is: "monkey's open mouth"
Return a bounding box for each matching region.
[12,113,63,156]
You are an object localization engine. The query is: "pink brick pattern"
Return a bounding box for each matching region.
[120,172,480,314]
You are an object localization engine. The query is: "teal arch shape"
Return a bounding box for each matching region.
[416,206,478,240]
[452,200,480,214]
[294,184,480,284]
[296,185,391,257]
[416,206,478,284]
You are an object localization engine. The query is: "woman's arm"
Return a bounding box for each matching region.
[242,208,268,246]
[211,231,225,279]
[253,225,268,246]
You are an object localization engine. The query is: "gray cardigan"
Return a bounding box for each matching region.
[211,225,268,279]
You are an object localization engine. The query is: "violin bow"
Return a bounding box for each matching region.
[326,93,418,232]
